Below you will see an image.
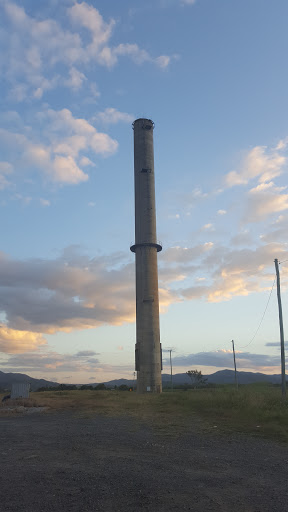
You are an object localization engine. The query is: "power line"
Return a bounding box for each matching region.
[239,276,276,349]
[279,258,288,264]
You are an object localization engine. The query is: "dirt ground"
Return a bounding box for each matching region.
[0,411,288,512]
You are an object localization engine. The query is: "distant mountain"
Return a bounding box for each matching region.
[162,370,285,386]
[1,369,285,393]
[99,369,286,388]
[205,369,284,385]
[0,371,59,391]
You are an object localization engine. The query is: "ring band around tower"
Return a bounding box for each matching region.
[130,241,162,253]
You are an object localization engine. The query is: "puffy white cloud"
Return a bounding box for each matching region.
[65,67,87,90]
[113,43,148,64]
[0,324,46,353]
[94,108,134,125]
[51,155,88,184]
[275,137,288,151]
[80,156,95,167]
[217,209,226,215]
[225,145,286,187]
[0,1,174,100]
[163,241,287,303]
[68,2,115,48]
[244,182,288,222]
[0,108,118,185]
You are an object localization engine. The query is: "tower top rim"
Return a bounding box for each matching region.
[132,118,155,130]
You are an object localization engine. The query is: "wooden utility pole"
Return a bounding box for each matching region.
[274,259,286,398]
[231,340,238,390]
[169,349,173,391]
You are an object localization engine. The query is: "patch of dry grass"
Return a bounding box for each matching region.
[1,386,287,442]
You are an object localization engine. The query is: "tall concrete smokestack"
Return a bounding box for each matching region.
[130,118,162,394]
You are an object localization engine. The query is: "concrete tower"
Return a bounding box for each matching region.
[130,118,162,394]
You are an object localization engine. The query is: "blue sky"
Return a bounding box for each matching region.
[0,0,287,383]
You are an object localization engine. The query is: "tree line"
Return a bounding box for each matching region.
[36,383,133,392]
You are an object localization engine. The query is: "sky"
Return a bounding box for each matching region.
[0,0,288,384]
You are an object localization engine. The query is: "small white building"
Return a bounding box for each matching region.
[11,382,30,399]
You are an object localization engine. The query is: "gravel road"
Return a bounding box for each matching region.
[0,411,287,511]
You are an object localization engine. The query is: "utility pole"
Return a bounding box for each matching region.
[169,349,173,391]
[231,340,238,390]
[274,259,286,398]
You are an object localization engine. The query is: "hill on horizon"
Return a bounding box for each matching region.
[91,369,285,388]
[0,370,58,392]
[0,369,286,391]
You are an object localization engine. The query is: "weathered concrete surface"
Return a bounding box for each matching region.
[131,118,162,394]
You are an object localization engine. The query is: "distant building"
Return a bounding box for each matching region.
[11,382,30,399]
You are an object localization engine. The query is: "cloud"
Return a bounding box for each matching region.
[94,108,134,125]
[260,215,288,243]
[80,156,95,167]
[168,213,180,219]
[230,230,253,247]
[0,238,287,349]
[244,182,288,222]
[0,1,174,101]
[75,350,99,357]
[201,223,214,231]
[0,349,136,380]
[39,198,50,207]
[275,137,288,151]
[155,55,172,68]
[265,342,288,348]
[225,144,287,187]
[0,350,100,373]
[65,67,87,90]
[0,248,136,334]
[0,324,46,353]
[206,274,260,303]
[12,193,32,206]
[158,238,288,305]
[161,243,214,264]
[68,1,115,56]
[172,349,281,369]
[168,241,288,303]
[217,209,226,215]
[113,43,173,68]
[0,161,13,189]
[0,244,184,345]
[0,108,118,185]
